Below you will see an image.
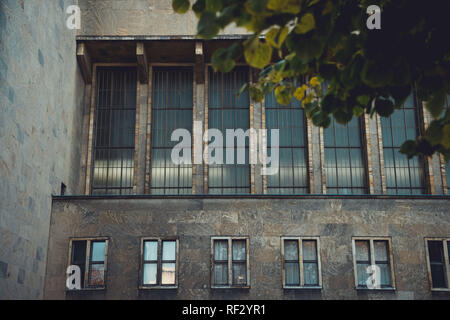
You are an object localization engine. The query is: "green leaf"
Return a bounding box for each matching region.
[294,13,316,34]
[312,110,331,128]
[356,94,371,106]
[425,121,444,145]
[266,27,289,49]
[442,124,450,149]
[249,86,264,102]
[275,85,292,105]
[374,97,395,117]
[353,106,364,117]
[425,92,446,118]
[206,0,222,12]
[246,0,269,13]
[211,48,235,73]
[172,0,190,13]
[267,0,288,11]
[238,83,248,97]
[197,12,220,39]
[192,0,206,16]
[244,40,273,69]
[399,140,417,159]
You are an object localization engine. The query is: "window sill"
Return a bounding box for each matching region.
[66,287,106,292]
[283,286,322,290]
[355,287,396,291]
[139,286,178,290]
[431,288,450,292]
[211,285,250,290]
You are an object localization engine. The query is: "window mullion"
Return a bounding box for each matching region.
[158,239,162,286]
[299,239,304,287]
[84,240,91,288]
[369,239,375,267]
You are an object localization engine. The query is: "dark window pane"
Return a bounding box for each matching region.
[92,68,137,195]
[71,241,86,287]
[428,241,447,288]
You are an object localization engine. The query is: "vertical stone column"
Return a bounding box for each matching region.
[135,83,148,194]
[193,42,205,194]
[251,69,263,194]
[365,114,382,194]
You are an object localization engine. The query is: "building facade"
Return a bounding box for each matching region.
[1,0,449,300]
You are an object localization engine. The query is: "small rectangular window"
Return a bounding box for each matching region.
[282,237,321,288]
[141,238,178,288]
[425,238,450,290]
[211,237,249,288]
[68,238,108,290]
[352,237,395,289]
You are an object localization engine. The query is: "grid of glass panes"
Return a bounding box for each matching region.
[354,239,392,288]
[324,117,368,194]
[283,238,319,287]
[92,68,137,195]
[265,92,309,194]
[380,94,426,194]
[70,239,106,289]
[213,238,248,287]
[208,67,250,194]
[142,239,177,286]
[427,240,449,289]
[150,68,193,194]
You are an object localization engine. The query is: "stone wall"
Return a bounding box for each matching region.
[44,197,450,300]
[78,0,249,36]
[0,0,84,299]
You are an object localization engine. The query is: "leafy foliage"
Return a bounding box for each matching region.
[173,0,450,160]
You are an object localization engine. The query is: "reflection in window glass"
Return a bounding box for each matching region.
[88,241,106,287]
[208,67,250,194]
[151,68,193,195]
[324,117,367,194]
[427,241,447,288]
[92,68,137,195]
[265,91,308,194]
[302,240,319,286]
[380,94,425,194]
[374,241,391,287]
[142,239,178,286]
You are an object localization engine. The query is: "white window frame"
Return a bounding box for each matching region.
[281,237,322,289]
[139,237,179,289]
[211,236,250,289]
[67,237,109,291]
[351,237,396,290]
[425,237,450,291]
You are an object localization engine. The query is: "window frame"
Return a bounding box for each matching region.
[281,236,322,289]
[424,237,450,291]
[67,237,109,291]
[88,64,139,196]
[351,237,396,290]
[139,237,179,290]
[211,236,250,289]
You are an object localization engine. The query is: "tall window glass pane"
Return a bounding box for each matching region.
[265,91,308,194]
[213,240,228,285]
[380,94,426,194]
[324,117,367,194]
[151,68,193,194]
[355,240,370,287]
[208,67,250,194]
[428,241,447,288]
[374,240,391,287]
[284,240,300,286]
[302,240,319,286]
[92,68,137,195]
